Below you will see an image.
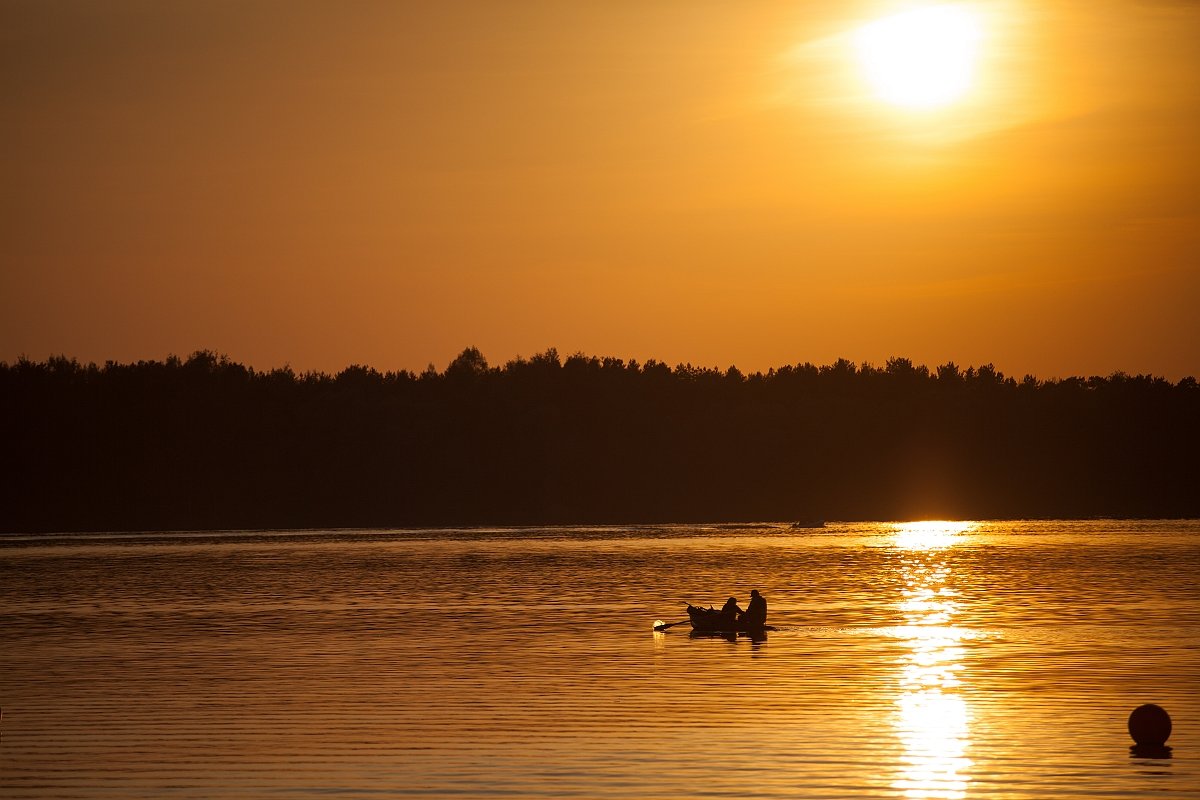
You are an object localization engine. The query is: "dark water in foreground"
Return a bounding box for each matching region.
[2,520,1198,798]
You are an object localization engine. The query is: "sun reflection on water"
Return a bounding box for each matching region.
[892,521,974,799]
[894,520,974,551]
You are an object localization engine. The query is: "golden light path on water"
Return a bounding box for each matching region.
[892,521,976,799]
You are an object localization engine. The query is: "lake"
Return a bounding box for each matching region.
[2,520,1197,798]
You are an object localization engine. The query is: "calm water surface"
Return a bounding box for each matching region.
[2,520,1198,798]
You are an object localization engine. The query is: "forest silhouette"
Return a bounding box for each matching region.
[3,349,1197,532]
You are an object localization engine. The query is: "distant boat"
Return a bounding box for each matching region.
[790,519,826,529]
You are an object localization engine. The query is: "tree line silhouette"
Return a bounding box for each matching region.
[2,349,1197,532]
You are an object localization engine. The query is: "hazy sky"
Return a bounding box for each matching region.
[3,0,1198,378]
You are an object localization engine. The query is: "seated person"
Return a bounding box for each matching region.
[719,596,743,627]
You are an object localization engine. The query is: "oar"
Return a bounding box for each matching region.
[654,619,690,631]
[654,605,696,631]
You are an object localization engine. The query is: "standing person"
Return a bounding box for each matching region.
[742,589,767,628]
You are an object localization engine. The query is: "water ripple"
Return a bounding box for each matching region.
[2,520,1197,798]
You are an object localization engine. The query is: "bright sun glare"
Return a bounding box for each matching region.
[854,4,982,109]
[894,520,975,550]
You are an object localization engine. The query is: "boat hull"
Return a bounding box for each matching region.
[686,605,772,633]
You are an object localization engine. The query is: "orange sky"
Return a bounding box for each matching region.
[3,1,1198,378]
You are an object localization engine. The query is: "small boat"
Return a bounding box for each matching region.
[790,519,826,529]
[686,604,775,633]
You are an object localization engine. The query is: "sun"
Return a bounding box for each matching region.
[854,5,983,109]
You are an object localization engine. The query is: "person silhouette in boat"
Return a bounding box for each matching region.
[740,589,767,628]
[719,596,743,627]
